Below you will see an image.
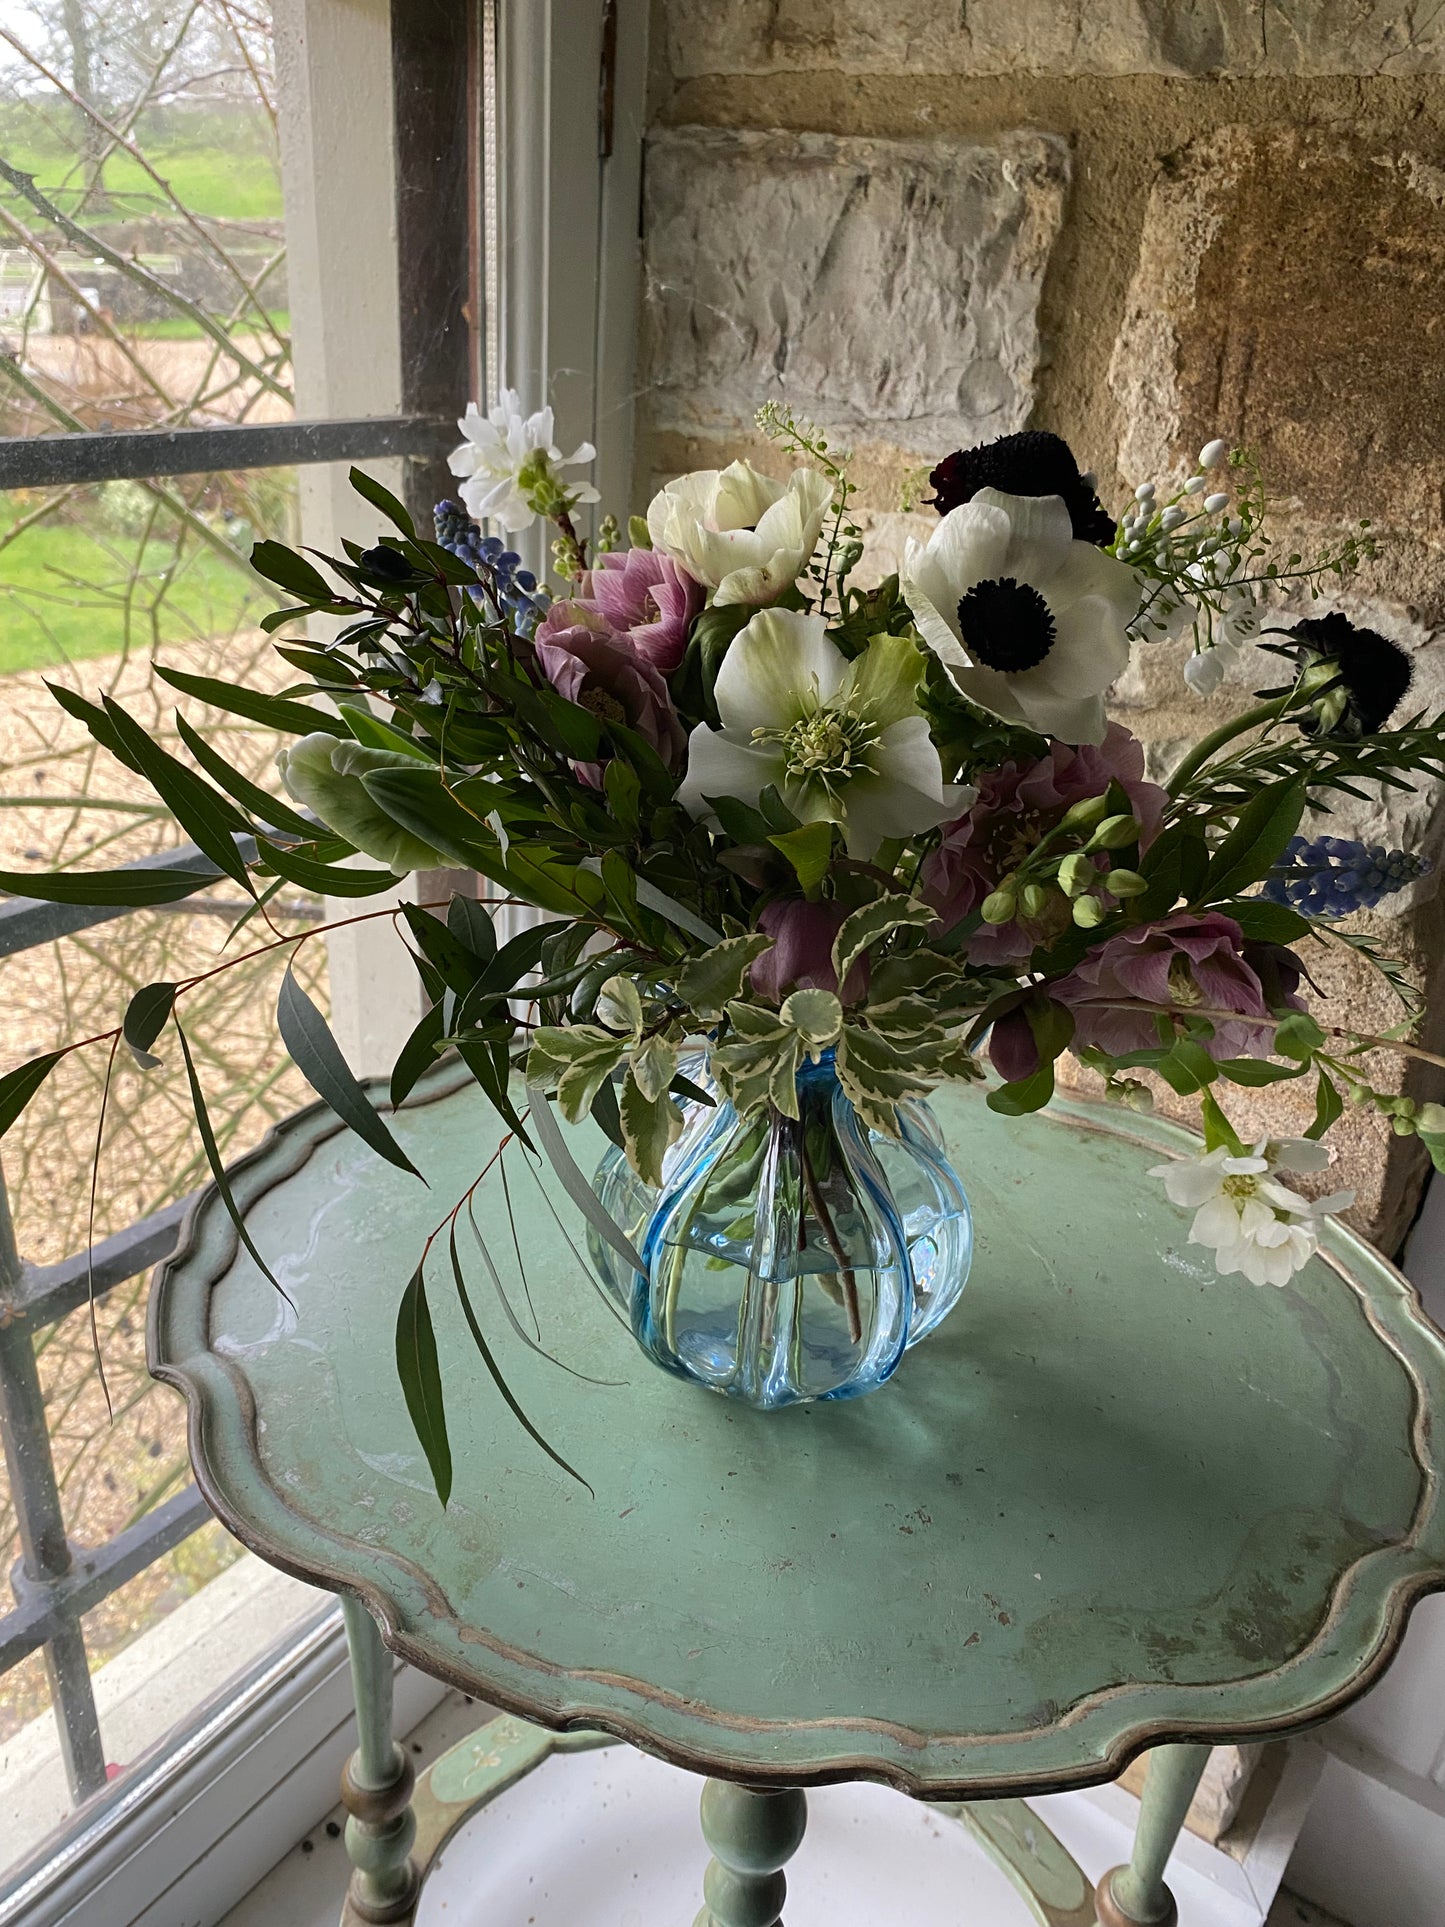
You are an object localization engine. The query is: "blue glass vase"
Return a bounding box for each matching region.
[589,1053,972,1409]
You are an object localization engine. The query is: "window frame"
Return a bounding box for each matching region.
[0,0,646,1917]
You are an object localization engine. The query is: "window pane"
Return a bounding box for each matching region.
[0,2,349,1881]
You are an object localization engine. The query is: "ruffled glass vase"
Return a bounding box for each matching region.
[588,1052,972,1409]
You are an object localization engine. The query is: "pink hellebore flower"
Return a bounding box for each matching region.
[1054,912,1301,1060]
[584,548,702,674]
[534,601,685,785]
[920,722,1167,964]
[749,899,869,1005]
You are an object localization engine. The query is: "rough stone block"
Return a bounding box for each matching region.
[663,1,1445,79]
[641,127,1068,456]
[1109,126,1445,619]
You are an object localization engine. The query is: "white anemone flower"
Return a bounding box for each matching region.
[677,608,970,859]
[647,460,833,607]
[901,488,1140,745]
[448,390,599,533]
[1150,1136,1354,1288]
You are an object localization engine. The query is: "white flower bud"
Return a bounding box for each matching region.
[1203,491,1230,514]
[1134,482,1156,502]
[1184,650,1226,696]
[1160,505,1185,530]
[1199,438,1229,468]
[1184,476,1207,495]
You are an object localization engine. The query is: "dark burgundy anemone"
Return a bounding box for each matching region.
[928,431,1116,547]
[1289,613,1413,737]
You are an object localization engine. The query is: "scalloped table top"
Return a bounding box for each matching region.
[149,1063,1445,1797]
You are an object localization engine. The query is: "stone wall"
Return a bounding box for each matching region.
[637,1,1445,1252]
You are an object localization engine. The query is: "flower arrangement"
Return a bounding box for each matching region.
[5,389,1445,1475]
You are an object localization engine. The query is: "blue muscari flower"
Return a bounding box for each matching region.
[1263,834,1430,918]
[432,499,549,635]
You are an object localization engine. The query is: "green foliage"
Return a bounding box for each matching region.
[395,1265,451,1508]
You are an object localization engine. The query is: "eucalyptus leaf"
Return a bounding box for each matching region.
[174,1020,284,1296]
[0,1050,66,1140]
[395,1263,451,1506]
[123,982,176,1070]
[277,963,424,1179]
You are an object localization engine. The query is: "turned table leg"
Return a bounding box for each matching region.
[1095,1743,1211,1927]
[691,1779,808,1927]
[339,1595,420,1925]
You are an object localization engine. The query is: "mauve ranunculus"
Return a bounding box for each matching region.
[534,601,685,784]
[920,722,1168,965]
[749,899,869,1005]
[1052,911,1301,1060]
[585,548,702,674]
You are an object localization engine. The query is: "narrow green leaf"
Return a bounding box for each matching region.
[399,902,485,993]
[395,1263,452,1506]
[0,1050,65,1139]
[1226,898,1313,944]
[447,894,497,967]
[590,1072,625,1150]
[123,982,176,1070]
[448,1222,591,1491]
[155,664,346,738]
[257,839,398,897]
[349,466,417,538]
[277,963,424,1179]
[174,1020,285,1296]
[337,704,432,761]
[1203,780,1308,903]
[1306,1069,1345,1140]
[250,539,336,602]
[391,1000,448,1109]
[0,864,220,907]
[100,698,255,894]
[1216,1057,1309,1087]
[173,713,318,840]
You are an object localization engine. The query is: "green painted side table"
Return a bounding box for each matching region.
[148,1063,1445,1926]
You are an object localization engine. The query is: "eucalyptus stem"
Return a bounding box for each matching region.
[799,1129,862,1343]
[1166,694,1297,798]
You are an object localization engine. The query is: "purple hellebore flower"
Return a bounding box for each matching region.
[749,899,869,1005]
[533,600,685,785]
[1053,911,1302,1061]
[584,548,702,674]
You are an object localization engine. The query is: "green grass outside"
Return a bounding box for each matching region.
[0,103,283,225]
[0,499,268,674]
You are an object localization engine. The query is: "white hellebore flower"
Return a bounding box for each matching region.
[677,608,970,859]
[447,389,599,533]
[647,460,833,607]
[901,488,1140,745]
[1150,1137,1354,1289]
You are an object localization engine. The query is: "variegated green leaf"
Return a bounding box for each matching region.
[779,987,843,1051]
[525,1026,627,1124]
[619,1066,683,1185]
[831,896,935,992]
[630,1033,678,1104]
[596,974,644,1040]
[675,934,774,1022]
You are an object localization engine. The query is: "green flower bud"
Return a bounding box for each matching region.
[1073,894,1108,928]
[628,514,652,550]
[1057,853,1096,898]
[981,886,1018,925]
[1086,814,1142,852]
[1019,881,1052,919]
[1106,868,1149,898]
[1057,793,1111,834]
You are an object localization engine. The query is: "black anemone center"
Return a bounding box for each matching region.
[957,577,1057,674]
